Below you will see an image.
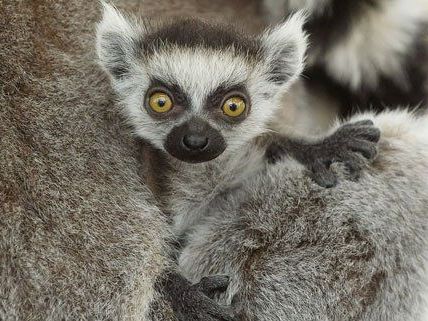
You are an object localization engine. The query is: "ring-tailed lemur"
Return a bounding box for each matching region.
[263,0,428,118]
[4,0,426,319]
[98,4,428,321]
[95,4,391,320]
[95,0,382,236]
[96,3,379,191]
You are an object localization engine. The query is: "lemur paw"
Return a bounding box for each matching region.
[193,275,231,299]
[310,119,380,187]
[160,272,234,321]
[264,120,380,188]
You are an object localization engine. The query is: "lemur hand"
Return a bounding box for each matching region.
[265,120,381,188]
[160,272,234,321]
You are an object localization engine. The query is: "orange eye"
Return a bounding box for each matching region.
[148,92,173,113]
[222,96,246,117]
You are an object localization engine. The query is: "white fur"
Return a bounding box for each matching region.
[332,109,428,147]
[420,206,428,321]
[323,0,428,91]
[96,7,308,158]
[113,45,277,154]
[95,5,311,244]
[260,10,308,89]
[97,2,137,39]
[96,3,141,74]
[147,49,250,115]
[353,110,428,321]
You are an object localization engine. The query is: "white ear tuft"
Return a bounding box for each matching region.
[260,10,308,87]
[96,2,140,80]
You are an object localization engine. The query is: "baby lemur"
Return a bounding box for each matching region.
[97,3,379,320]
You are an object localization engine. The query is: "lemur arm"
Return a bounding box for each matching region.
[265,120,381,187]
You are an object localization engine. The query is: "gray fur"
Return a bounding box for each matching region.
[4,1,428,321]
[98,4,428,321]
[99,5,428,321]
[0,1,269,320]
[0,1,174,320]
[178,110,428,321]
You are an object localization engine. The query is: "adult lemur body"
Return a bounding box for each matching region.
[98,4,428,321]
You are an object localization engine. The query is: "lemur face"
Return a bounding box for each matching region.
[97,3,306,163]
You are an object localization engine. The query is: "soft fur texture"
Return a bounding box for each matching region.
[0,0,270,319]
[0,1,266,320]
[179,110,428,321]
[0,0,269,320]
[3,1,428,320]
[0,1,177,320]
[97,4,428,320]
[97,2,380,244]
[98,4,428,321]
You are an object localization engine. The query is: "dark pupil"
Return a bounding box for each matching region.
[229,103,238,112]
[157,98,166,107]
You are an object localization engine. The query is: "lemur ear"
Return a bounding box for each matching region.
[260,11,307,88]
[96,2,142,80]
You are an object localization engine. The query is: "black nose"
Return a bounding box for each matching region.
[182,134,209,150]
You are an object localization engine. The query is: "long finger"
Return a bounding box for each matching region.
[347,140,378,159]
